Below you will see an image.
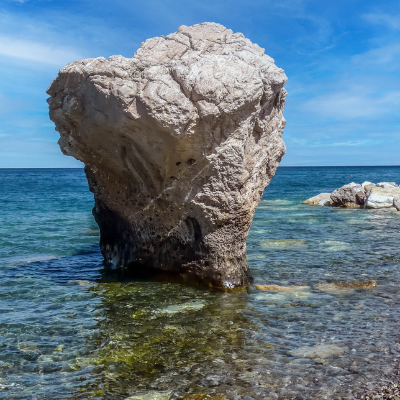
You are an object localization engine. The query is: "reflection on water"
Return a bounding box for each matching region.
[1,167,400,399]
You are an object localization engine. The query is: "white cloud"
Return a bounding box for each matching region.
[0,36,83,66]
[301,90,400,119]
[352,43,400,68]
[329,139,381,147]
[269,2,334,54]
[286,137,382,148]
[363,12,400,30]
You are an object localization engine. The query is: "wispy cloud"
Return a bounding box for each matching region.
[266,0,335,55]
[329,139,381,147]
[286,137,382,148]
[352,43,400,69]
[0,9,137,62]
[301,90,400,119]
[0,36,82,66]
[363,12,400,30]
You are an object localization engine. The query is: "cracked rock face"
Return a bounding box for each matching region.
[47,23,287,288]
[330,183,366,208]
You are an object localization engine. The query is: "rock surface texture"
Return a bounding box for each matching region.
[305,182,400,211]
[304,193,332,206]
[47,23,288,288]
[330,183,365,208]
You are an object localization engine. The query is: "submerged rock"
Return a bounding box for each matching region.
[66,280,96,286]
[259,239,307,248]
[316,280,377,293]
[156,299,206,314]
[183,395,227,400]
[47,23,287,288]
[290,344,347,359]
[255,284,309,291]
[125,391,173,400]
[306,181,400,211]
[319,240,352,252]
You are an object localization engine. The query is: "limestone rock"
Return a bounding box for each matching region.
[316,280,377,293]
[365,186,400,209]
[304,193,331,206]
[394,195,400,211]
[47,23,287,288]
[330,183,365,208]
[183,395,227,400]
[125,391,172,400]
[362,181,376,192]
[255,284,309,291]
[376,182,399,189]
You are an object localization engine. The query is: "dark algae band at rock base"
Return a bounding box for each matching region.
[46,23,287,289]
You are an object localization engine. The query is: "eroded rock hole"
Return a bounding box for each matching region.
[185,217,203,242]
[252,124,262,144]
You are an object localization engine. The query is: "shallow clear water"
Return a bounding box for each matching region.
[1,167,400,399]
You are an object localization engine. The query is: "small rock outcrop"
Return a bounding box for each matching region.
[305,182,400,211]
[47,23,288,288]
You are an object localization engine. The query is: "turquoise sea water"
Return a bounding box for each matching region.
[1,166,400,399]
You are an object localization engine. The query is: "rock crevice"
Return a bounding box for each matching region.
[47,23,288,288]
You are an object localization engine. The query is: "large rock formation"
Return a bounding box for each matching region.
[47,23,287,288]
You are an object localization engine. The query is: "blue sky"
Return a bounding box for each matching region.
[0,0,399,167]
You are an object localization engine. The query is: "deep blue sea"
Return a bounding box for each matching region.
[1,166,400,399]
